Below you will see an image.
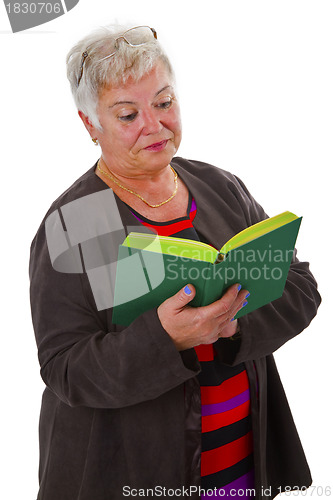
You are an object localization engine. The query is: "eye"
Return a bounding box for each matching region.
[118,112,138,123]
[156,96,174,109]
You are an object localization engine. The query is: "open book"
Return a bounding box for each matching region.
[112,211,302,326]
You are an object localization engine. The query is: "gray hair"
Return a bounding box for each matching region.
[66,24,174,130]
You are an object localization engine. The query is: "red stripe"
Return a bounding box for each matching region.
[201,431,253,476]
[200,370,250,405]
[139,218,194,236]
[195,344,214,361]
[189,208,197,222]
[202,400,251,433]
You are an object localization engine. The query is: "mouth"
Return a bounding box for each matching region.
[143,140,168,152]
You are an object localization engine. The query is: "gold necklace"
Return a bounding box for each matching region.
[97,160,178,208]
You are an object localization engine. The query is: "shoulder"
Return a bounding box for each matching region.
[46,162,107,214]
[34,162,110,228]
[172,156,234,180]
[171,156,252,198]
[30,162,111,248]
[171,156,267,226]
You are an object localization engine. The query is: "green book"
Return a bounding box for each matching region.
[112,211,302,326]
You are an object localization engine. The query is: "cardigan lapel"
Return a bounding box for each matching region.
[170,162,237,252]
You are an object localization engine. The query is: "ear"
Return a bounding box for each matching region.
[78,111,98,139]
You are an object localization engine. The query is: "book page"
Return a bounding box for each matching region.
[123,232,218,263]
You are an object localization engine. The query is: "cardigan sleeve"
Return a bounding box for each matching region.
[214,175,322,365]
[29,220,200,409]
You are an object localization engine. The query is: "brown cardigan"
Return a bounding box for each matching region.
[29,158,321,499]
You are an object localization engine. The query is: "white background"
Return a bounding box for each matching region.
[1,0,332,498]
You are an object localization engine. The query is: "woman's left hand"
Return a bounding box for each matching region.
[157,282,248,351]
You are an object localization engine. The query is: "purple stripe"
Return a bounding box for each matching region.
[201,389,250,416]
[190,197,197,212]
[200,469,255,499]
[131,211,144,223]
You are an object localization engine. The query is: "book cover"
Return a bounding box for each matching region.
[112,212,302,326]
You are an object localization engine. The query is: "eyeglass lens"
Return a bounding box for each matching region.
[122,26,157,46]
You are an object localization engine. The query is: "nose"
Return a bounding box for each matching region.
[141,108,163,135]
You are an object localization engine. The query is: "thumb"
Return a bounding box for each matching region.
[173,284,196,309]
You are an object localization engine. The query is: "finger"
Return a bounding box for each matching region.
[217,318,239,339]
[171,284,196,311]
[214,288,249,329]
[206,283,243,319]
[228,291,250,321]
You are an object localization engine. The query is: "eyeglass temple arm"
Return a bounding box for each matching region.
[77,51,88,87]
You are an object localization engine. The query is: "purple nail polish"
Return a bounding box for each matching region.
[184,285,192,295]
[230,317,235,322]
[242,301,248,307]
[245,293,250,299]
[237,285,242,291]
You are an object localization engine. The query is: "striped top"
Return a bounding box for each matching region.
[128,192,255,498]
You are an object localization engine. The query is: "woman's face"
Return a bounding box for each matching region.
[82,60,182,178]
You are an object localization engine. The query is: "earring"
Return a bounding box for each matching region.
[92,138,99,146]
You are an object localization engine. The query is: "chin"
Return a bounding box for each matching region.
[141,147,177,170]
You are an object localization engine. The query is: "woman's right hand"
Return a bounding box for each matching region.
[157,283,249,351]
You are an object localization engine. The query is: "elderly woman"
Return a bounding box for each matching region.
[29,25,320,500]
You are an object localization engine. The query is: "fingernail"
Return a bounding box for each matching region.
[242,301,248,307]
[184,285,192,295]
[230,317,235,322]
[245,293,250,298]
[237,285,242,291]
